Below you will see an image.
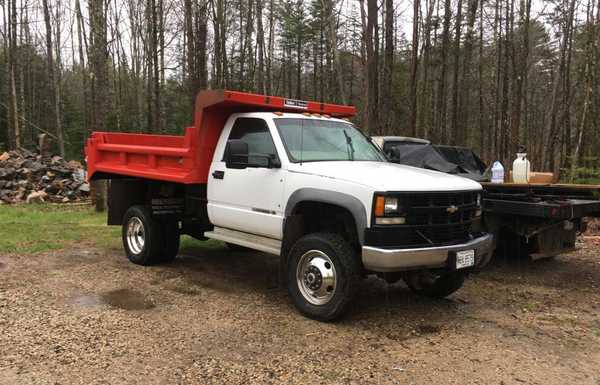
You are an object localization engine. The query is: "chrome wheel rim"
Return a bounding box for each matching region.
[126,217,145,255]
[296,250,337,306]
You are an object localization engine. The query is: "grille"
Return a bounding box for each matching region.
[367,191,480,249]
[405,191,479,226]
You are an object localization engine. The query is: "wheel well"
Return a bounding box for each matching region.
[284,201,359,250]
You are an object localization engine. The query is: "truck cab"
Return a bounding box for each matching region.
[86,90,493,321]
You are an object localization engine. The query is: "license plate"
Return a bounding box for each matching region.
[456,250,475,269]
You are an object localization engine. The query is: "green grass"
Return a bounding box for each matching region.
[0,203,223,254]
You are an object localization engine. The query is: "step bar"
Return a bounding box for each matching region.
[204,227,282,255]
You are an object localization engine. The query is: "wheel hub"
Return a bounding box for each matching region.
[296,250,337,305]
[126,217,145,255]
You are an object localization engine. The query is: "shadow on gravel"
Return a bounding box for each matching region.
[159,248,280,295]
[149,245,471,336]
[477,251,600,291]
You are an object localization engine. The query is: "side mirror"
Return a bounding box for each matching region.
[225,139,249,169]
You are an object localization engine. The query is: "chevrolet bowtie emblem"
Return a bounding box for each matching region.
[446,205,459,214]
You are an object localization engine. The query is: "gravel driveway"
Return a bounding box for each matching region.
[1,239,599,384]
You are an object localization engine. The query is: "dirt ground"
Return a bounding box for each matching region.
[1,237,600,385]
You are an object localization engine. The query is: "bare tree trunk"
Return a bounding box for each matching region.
[89,0,109,211]
[256,0,265,93]
[437,0,452,143]
[478,0,485,157]
[75,0,90,139]
[456,0,479,147]
[543,0,575,170]
[409,0,420,137]
[359,0,379,134]
[450,0,463,145]
[266,0,274,94]
[509,0,531,153]
[6,0,20,150]
[197,1,208,90]
[418,0,436,139]
[569,63,591,182]
[152,0,161,132]
[185,0,195,103]
[42,0,65,156]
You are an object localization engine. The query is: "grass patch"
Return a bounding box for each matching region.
[0,203,224,255]
[0,203,121,254]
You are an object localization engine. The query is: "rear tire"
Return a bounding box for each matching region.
[286,233,361,321]
[405,271,465,299]
[122,205,179,265]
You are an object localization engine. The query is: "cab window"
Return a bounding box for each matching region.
[227,117,277,156]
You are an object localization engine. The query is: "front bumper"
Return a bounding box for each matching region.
[362,233,494,272]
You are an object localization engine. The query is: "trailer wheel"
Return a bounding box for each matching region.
[405,271,465,299]
[286,233,361,321]
[160,220,180,263]
[122,205,163,265]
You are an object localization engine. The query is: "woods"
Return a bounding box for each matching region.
[0,0,599,175]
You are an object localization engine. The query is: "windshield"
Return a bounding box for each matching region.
[274,118,386,162]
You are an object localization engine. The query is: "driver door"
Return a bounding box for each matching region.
[207,117,285,239]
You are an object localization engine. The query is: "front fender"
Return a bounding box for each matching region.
[285,188,368,245]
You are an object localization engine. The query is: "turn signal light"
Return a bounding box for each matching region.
[375,196,385,217]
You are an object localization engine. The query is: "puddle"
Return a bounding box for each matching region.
[101,289,155,310]
[73,295,103,308]
[72,289,155,310]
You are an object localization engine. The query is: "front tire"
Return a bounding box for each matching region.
[405,271,465,298]
[286,233,361,321]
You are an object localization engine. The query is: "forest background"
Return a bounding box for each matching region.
[1,0,599,179]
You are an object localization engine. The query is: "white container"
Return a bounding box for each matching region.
[512,152,531,183]
[491,161,505,184]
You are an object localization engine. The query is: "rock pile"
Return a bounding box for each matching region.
[0,149,90,204]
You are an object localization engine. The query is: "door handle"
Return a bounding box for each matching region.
[212,170,225,179]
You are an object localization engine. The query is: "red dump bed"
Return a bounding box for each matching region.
[85,90,356,184]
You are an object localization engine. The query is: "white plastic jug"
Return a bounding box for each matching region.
[513,152,531,183]
[491,161,504,184]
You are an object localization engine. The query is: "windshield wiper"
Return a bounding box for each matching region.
[343,130,355,161]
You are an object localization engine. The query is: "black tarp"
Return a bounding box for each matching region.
[386,143,489,181]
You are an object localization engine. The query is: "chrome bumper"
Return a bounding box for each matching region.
[362,234,494,272]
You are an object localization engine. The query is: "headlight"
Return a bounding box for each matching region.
[374,195,406,225]
[384,197,398,214]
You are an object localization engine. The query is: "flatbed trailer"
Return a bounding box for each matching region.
[480,183,600,259]
[482,182,600,219]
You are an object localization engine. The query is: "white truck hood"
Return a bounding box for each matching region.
[288,161,482,191]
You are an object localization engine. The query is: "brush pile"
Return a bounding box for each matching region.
[0,149,89,204]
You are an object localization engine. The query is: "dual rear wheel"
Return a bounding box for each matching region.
[122,205,180,265]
